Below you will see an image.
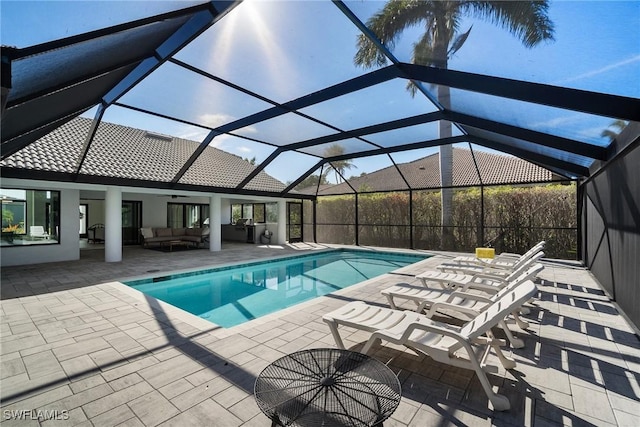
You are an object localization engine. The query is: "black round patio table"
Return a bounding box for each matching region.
[254,348,401,427]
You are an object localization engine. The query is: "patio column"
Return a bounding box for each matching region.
[105,187,122,262]
[209,195,221,252]
[278,200,287,244]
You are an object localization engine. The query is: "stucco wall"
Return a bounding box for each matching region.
[1,179,291,265]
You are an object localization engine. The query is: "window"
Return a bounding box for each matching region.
[253,204,266,223]
[231,204,242,224]
[230,203,267,224]
[167,203,209,228]
[266,203,278,222]
[1,188,60,246]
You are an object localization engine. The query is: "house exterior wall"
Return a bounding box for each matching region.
[84,199,105,226]
[221,198,232,224]
[582,138,640,331]
[2,177,291,265]
[139,194,169,228]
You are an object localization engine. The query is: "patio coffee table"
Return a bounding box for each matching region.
[254,348,401,427]
[160,240,191,252]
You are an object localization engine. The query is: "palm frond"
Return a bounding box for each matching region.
[354,0,436,68]
[412,29,437,65]
[600,119,629,140]
[448,25,473,57]
[464,1,555,48]
[600,129,618,140]
[355,34,389,68]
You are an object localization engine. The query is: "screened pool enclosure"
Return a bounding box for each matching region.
[1,0,639,326]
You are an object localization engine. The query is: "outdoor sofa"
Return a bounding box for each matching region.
[140,227,209,248]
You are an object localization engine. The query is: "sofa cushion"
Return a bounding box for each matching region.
[172,228,187,237]
[140,227,154,239]
[186,228,203,236]
[154,228,173,237]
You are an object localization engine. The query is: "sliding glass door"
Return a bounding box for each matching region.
[122,201,142,245]
[288,202,303,243]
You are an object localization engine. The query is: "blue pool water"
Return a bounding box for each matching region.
[125,249,426,328]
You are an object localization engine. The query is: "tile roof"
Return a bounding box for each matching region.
[305,148,560,195]
[1,117,287,193]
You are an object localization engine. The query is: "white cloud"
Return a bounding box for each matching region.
[555,55,640,85]
[208,133,234,148]
[527,114,583,129]
[175,126,208,142]
[199,113,235,128]
[237,125,258,134]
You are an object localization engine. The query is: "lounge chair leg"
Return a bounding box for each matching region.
[513,312,530,330]
[361,336,381,355]
[499,320,525,349]
[465,342,511,411]
[506,335,524,350]
[488,393,511,412]
[385,294,398,310]
[327,322,346,349]
[491,343,517,370]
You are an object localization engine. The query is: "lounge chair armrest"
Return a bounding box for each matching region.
[399,319,469,345]
[418,277,452,289]
[446,292,493,304]
[474,258,499,267]
[425,302,483,319]
[483,263,512,271]
[471,259,513,270]
[496,252,520,258]
[470,272,508,282]
[438,265,509,275]
[438,264,479,273]
[461,281,504,293]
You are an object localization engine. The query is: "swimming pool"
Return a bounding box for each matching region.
[125,249,427,328]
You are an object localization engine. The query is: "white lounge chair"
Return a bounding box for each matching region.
[449,241,545,270]
[381,263,544,347]
[323,280,538,411]
[416,251,543,291]
[29,226,50,239]
[438,242,544,275]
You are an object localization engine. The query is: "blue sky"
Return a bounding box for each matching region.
[2,1,639,184]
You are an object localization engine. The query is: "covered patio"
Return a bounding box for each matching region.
[1,245,639,426]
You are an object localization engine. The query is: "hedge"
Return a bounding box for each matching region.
[312,184,577,259]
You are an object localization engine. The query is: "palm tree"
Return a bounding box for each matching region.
[323,144,357,183]
[293,174,329,190]
[354,0,554,248]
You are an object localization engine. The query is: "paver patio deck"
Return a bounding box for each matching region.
[1,243,639,426]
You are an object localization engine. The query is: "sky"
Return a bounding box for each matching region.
[2,0,639,184]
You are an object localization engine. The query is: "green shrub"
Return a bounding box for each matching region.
[314,183,577,259]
